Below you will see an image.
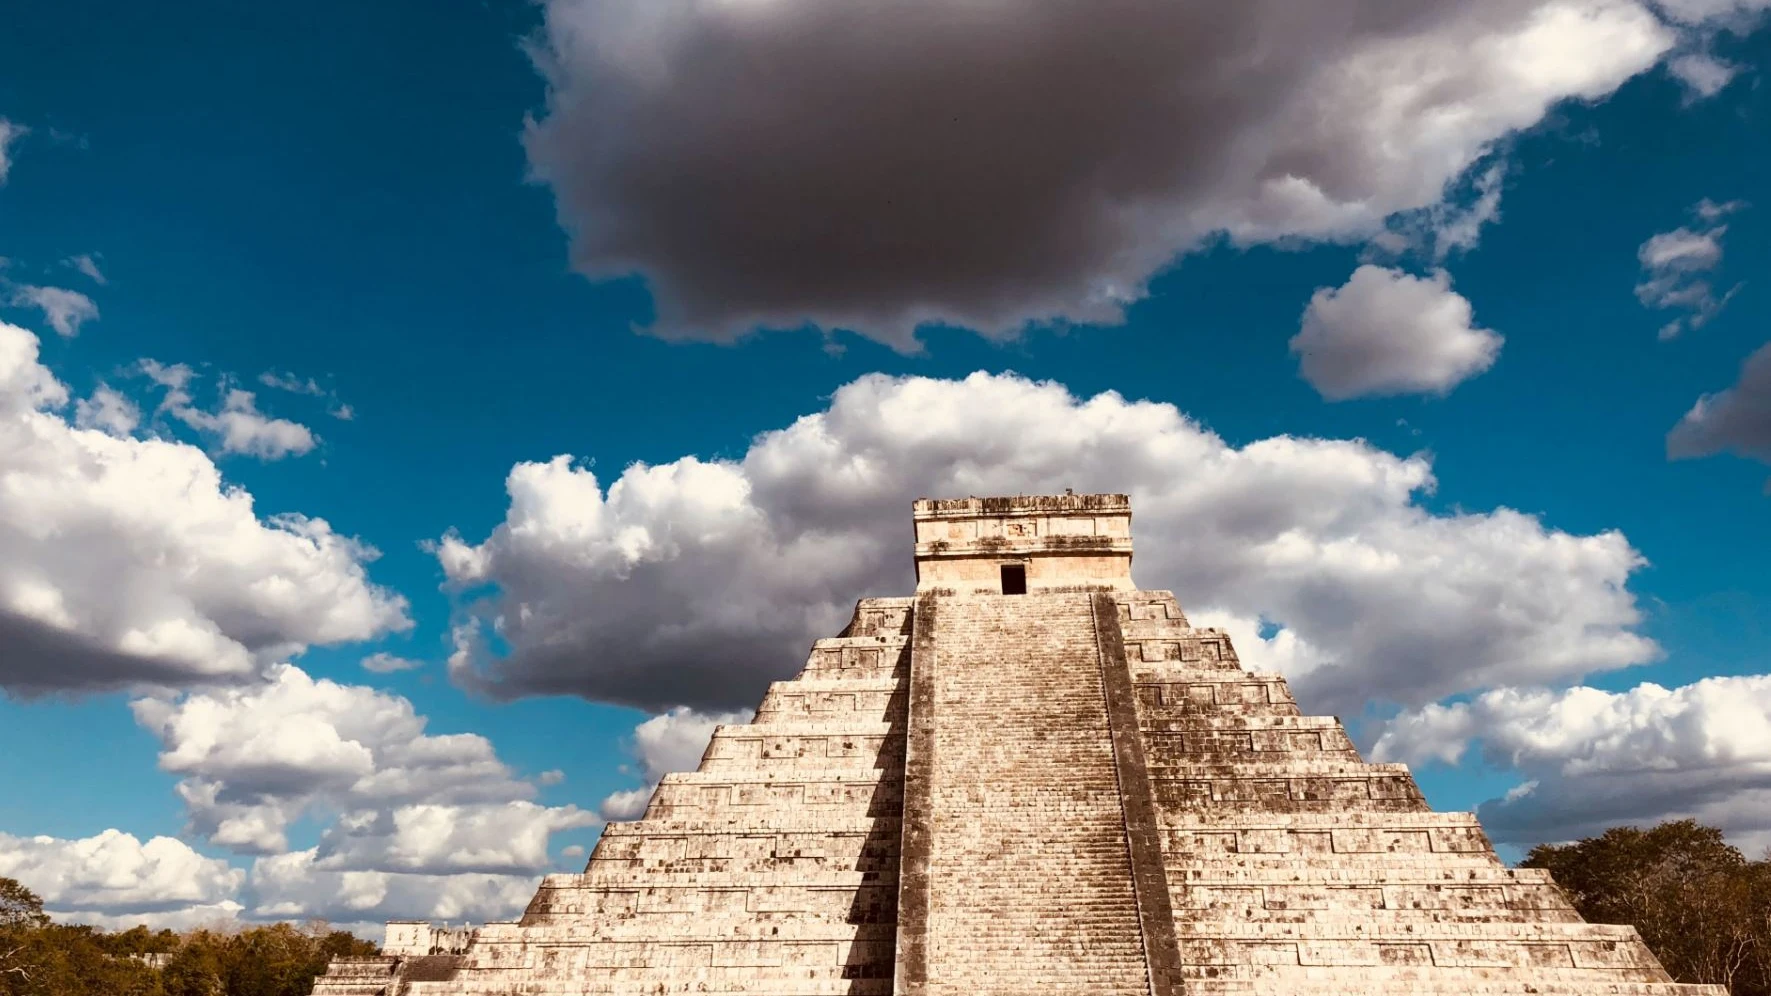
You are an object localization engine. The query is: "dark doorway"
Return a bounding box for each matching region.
[1000,564,1027,595]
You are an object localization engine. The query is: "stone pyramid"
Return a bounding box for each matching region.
[313,494,1723,995]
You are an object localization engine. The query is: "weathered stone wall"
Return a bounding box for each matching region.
[912,493,1134,592]
[382,922,476,957]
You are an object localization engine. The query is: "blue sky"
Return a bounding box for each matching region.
[1,0,1769,928]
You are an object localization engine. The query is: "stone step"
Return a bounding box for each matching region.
[720,720,902,736]
[1183,971,1721,985]
[585,841,897,869]
[599,816,899,836]
[1169,866,1550,885]
[839,597,915,638]
[1153,789,1427,813]
[520,879,885,914]
[1175,881,1568,905]
[797,636,910,681]
[486,915,897,939]
[1111,591,1192,625]
[1119,629,1240,667]
[754,678,906,724]
[1141,704,1307,720]
[405,972,898,994]
[1140,713,1347,731]
[574,866,897,886]
[1180,921,1651,941]
[1176,907,1584,924]
[416,952,896,974]
[309,956,400,996]
[1165,810,1486,829]
[646,770,902,819]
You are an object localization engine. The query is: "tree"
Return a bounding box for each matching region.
[1525,819,1771,994]
[0,879,378,996]
[159,932,226,996]
[100,925,180,958]
[0,881,45,932]
[0,878,48,993]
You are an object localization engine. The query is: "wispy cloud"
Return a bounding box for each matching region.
[260,369,354,421]
[11,284,99,338]
[139,361,319,461]
[361,652,425,674]
[0,118,26,184]
[63,253,107,285]
[1636,198,1747,340]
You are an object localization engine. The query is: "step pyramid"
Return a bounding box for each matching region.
[312,494,1723,995]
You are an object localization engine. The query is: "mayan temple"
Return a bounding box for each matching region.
[313,494,1723,995]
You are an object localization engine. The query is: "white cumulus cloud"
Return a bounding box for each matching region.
[114,664,599,925]
[441,371,1655,717]
[0,829,243,919]
[3,662,598,929]
[1291,266,1503,400]
[307,802,597,876]
[0,323,408,695]
[131,664,573,855]
[1374,675,1771,850]
[72,384,140,436]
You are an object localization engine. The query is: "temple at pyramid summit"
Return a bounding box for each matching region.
[313,494,1723,995]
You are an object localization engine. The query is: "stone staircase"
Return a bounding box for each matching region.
[897,592,1158,996]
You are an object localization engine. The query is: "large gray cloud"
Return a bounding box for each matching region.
[440,371,1655,715]
[525,0,1681,348]
[1668,339,1771,475]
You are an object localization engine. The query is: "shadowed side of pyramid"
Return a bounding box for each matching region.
[310,494,1724,996]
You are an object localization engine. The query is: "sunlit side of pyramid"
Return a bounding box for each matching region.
[313,494,1722,996]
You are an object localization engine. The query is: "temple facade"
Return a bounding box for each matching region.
[313,494,1721,995]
